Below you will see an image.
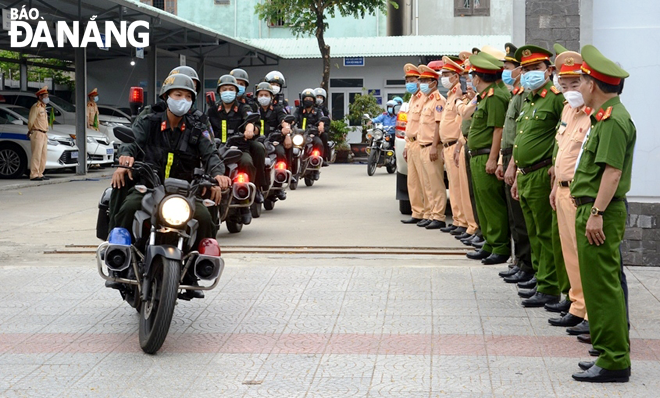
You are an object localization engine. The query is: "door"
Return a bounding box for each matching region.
[330,90,361,125]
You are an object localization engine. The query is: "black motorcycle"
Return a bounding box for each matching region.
[290,115,330,188]
[364,114,396,176]
[251,133,292,215]
[95,127,226,354]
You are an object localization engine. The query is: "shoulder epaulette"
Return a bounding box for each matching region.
[517,86,525,95]
[602,106,613,121]
[415,92,422,98]
[487,88,494,97]
[550,86,560,95]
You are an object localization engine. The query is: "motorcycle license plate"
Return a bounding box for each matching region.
[106,148,114,155]
[71,151,78,159]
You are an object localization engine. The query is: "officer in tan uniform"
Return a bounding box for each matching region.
[87,88,100,131]
[417,64,447,229]
[547,50,592,328]
[27,86,50,181]
[438,56,475,237]
[400,64,428,225]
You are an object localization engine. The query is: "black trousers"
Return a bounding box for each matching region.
[319,132,330,160]
[247,139,267,190]
[311,136,324,157]
[502,154,533,272]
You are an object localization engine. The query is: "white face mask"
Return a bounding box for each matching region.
[272,86,281,95]
[258,96,271,107]
[553,75,561,91]
[42,97,50,105]
[440,77,454,89]
[562,90,585,109]
[167,97,192,117]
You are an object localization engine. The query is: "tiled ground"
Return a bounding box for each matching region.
[0,255,658,397]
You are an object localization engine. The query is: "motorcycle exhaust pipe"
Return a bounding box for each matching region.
[194,255,225,281]
[104,244,132,272]
[274,170,289,184]
[233,182,250,201]
[309,156,322,168]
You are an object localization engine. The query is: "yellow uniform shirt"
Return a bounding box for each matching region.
[418,90,446,145]
[439,84,462,143]
[27,102,49,133]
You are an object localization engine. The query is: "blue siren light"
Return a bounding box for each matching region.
[107,227,132,245]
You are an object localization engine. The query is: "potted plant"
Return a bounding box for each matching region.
[347,91,383,160]
[329,119,352,163]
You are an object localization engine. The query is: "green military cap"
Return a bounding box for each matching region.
[446,55,462,63]
[469,53,502,74]
[504,43,518,63]
[553,43,569,56]
[580,44,629,85]
[479,51,504,68]
[515,44,553,66]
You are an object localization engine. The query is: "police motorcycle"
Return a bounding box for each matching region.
[289,115,330,188]
[214,113,260,229]
[95,127,225,354]
[363,114,396,176]
[253,133,292,213]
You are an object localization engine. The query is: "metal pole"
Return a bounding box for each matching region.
[74,47,87,175]
[198,57,206,113]
[19,59,27,91]
[147,45,157,105]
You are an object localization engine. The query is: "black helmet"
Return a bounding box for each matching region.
[301,88,316,101]
[217,74,240,93]
[230,68,249,85]
[265,70,286,87]
[160,74,196,101]
[255,82,274,96]
[169,66,201,96]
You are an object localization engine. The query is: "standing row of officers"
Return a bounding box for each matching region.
[399,43,635,383]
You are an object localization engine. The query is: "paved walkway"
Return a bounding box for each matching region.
[1,254,658,397]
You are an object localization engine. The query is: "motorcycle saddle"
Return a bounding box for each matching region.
[223,148,243,165]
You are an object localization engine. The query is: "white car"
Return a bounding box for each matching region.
[0,104,114,168]
[97,104,132,161]
[0,109,79,178]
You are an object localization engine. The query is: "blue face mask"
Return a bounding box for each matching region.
[220,91,236,103]
[521,70,547,91]
[419,83,432,95]
[237,85,246,97]
[502,70,516,86]
[405,82,418,94]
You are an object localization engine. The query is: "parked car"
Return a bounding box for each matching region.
[0,110,79,178]
[97,104,132,161]
[0,104,114,168]
[393,100,450,216]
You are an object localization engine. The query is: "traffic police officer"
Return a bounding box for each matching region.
[207,74,266,203]
[87,88,100,131]
[547,50,592,329]
[464,53,511,264]
[400,63,427,225]
[570,45,633,383]
[27,86,50,181]
[496,43,534,284]
[511,45,564,307]
[417,64,447,229]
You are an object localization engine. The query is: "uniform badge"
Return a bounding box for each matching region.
[540,89,547,98]
[522,49,532,58]
[595,108,605,121]
[550,86,560,95]
[233,106,238,113]
[584,107,592,115]
[603,106,613,120]
[202,130,211,141]
[180,123,186,131]
[487,88,494,97]
[435,105,443,113]
[160,121,167,131]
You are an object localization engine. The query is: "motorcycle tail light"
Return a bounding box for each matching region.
[275,161,287,170]
[312,149,321,157]
[198,238,221,256]
[234,172,249,184]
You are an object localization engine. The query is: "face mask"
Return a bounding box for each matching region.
[440,77,453,89]
[272,86,281,95]
[167,97,192,117]
[553,75,561,91]
[521,70,547,91]
[303,99,314,108]
[387,107,394,115]
[237,85,246,97]
[258,96,271,107]
[42,97,50,105]
[502,70,516,86]
[394,104,401,114]
[405,82,418,94]
[563,90,584,109]
[316,98,323,106]
[93,96,99,102]
[470,77,478,92]
[220,91,236,103]
[420,83,433,95]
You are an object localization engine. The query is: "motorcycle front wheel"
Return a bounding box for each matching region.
[367,149,378,176]
[226,220,243,233]
[386,157,396,174]
[251,202,262,218]
[264,198,275,210]
[304,177,314,186]
[139,256,180,354]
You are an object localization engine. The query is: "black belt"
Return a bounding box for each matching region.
[518,158,552,175]
[408,136,416,142]
[419,142,433,148]
[468,148,491,157]
[500,148,513,156]
[442,140,458,148]
[572,196,625,207]
[557,180,571,188]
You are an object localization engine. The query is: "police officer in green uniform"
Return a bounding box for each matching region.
[110,74,231,298]
[464,53,511,264]
[570,45,633,383]
[207,74,267,203]
[511,45,564,307]
[496,43,534,284]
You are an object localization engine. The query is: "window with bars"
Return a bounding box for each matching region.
[141,0,177,15]
[454,0,490,17]
[268,7,287,27]
[214,0,230,5]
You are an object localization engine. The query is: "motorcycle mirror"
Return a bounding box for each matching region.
[319,116,330,125]
[245,112,261,125]
[362,114,371,120]
[283,115,296,125]
[202,199,216,207]
[114,126,136,143]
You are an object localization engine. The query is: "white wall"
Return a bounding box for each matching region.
[591,1,660,201]
[409,0,514,36]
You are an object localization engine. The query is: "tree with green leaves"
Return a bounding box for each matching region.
[255,0,396,92]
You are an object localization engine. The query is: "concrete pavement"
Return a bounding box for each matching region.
[0,164,658,397]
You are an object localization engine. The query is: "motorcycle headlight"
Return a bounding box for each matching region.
[373,130,383,140]
[160,196,192,227]
[292,134,304,146]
